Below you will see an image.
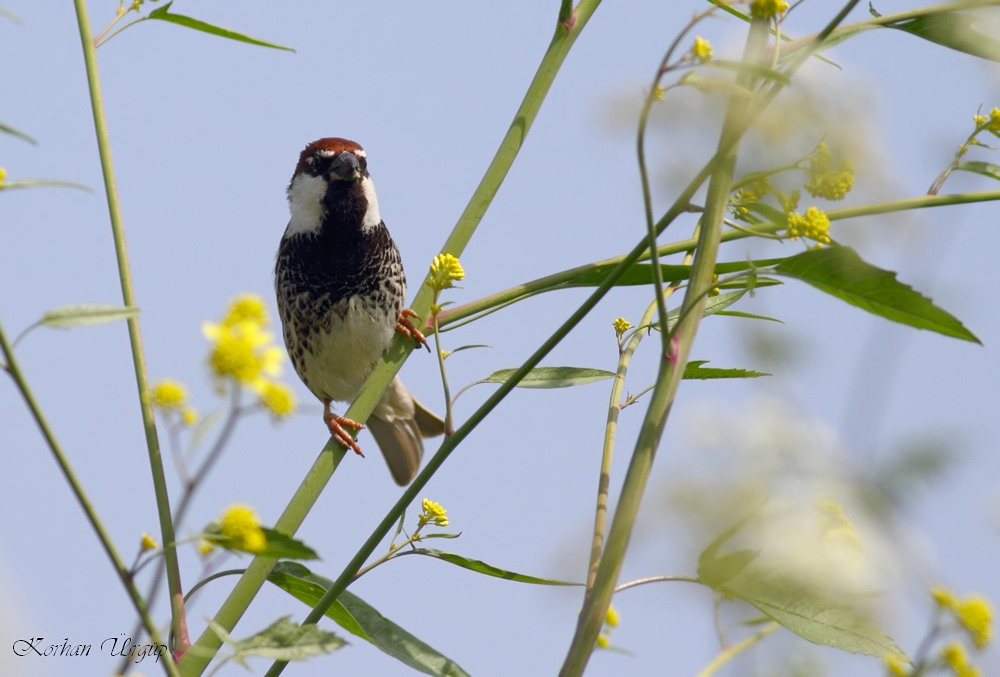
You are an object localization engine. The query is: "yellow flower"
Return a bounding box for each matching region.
[942,641,970,671]
[605,605,619,628]
[419,498,449,527]
[0,167,6,184]
[151,379,187,411]
[427,253,465,291]
[805,142,855,201]
[692,36,713,61]
[750,0,789,19]
[985,107,1000,135]
[140,533,158,552]
[933,586,958,609]
[884,654,909,676]
[786,206,831,245]
[596,634,610,649]
[197,540,215,556]
[222,294,269,328]
[612,317,632,338]
[203,319,283,389]
[259,381,297,420]
[217,504,268,554]
[956,595,993,649]
[181,406,199,426]
[654,85,666,101]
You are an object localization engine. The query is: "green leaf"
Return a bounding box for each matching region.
[411,548,582,586]
[697,506,762,590]
[39,304,139,328]
[564,258,783,288]
[147,2,295,52]
[714,310,784,323]
[0,179,90,192]
[268,562,471,677]
[878,7,1000,62]
[774,246,979,343]
[209,616,344,665]
[722,564,907,661]
[257,529,319,560]
[666,289,747,328]
[955,160,1000,181]
[474,366,616,389]
[683,360,769,380]
[0,122,37,145]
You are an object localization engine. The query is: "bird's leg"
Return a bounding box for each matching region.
[323,402,365,456]
[395,308,430,352]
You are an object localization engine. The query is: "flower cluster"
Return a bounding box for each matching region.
[612,317,632,339]
[202,294,296,420]
[973,107,1000,136]
[428,253,465,292]
[596,605,620,649]
[691,36,713,62]
[804,142,855,201]
[750,0,789,19]
[418,498,449,528]
[933,587,994,649]
[151,379,198,425]
[786,206,831,246]
[205,504,268,555]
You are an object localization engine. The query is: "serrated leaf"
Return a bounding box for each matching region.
[147,1,294,51]
[39,304,139,328]
[412,548,582,586]
[698,548,760,588]
[774,246,979,343]
[475,366,616,389]
[683,360,769,380]
[955,160,1000,181]
[879,7,1000,62]
[722,564,906,660]
[268,562,471,677]
[209,616,343,663]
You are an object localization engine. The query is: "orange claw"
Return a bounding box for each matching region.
[324,412,365,456]
[396,308,430,352]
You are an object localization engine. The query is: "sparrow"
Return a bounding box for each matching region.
[274,138,444,485]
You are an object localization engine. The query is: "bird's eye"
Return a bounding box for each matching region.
[357,155,367,172]
[309,153,335,176]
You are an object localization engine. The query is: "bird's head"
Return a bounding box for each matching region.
[285,137,382,236]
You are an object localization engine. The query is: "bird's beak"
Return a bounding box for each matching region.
[330,151,361,180]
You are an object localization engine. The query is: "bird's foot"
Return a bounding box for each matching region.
[324,413,365,456]
[396,308,430,352]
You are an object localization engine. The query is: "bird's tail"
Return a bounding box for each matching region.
[369,376,445,485]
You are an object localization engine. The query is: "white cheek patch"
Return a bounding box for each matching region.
[285,173,327,236]
[360,175,382,230]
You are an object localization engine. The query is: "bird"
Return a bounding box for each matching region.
[274,137,445,485]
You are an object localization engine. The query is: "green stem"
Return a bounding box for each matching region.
[0,323,179,677]
[431,303,455,433]
[559,13,774,676]
[586,296,658,590]
[695,622,779,677]
[73,0,186,654]
[180,4,605,674]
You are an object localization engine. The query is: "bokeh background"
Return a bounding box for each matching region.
[2,1,999,675]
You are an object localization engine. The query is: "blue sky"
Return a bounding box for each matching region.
[2,2,999,676]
